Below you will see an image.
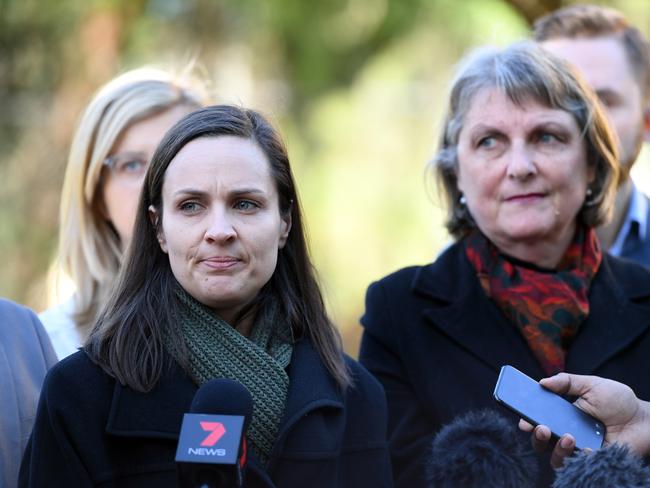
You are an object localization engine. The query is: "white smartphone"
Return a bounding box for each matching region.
[493,365,605,451]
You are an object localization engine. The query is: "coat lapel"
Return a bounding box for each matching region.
[566,255,650,373]
[414,244,544,379]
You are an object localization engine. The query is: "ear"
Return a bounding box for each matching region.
[278,209,292,249]
[587,161,597,185]
[455,164,466,195]
[148,205,168,253]
[644,104,650,143]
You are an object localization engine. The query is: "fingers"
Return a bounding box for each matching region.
[518,418,534,432]
[530,424,552,453]
[540,372,596,397]
[550,434,576,469]
[524,423,577,468]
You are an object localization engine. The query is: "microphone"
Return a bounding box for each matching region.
[176,379,254,488]
[553,443,650,488]
[426,409,538,488]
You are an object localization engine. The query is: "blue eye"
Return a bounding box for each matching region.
[538,132,562,145]
[104,153,149,178]
[477,136,497,149]
[234,200,258,211]
[180,201,202,213]
[119,159,146,173]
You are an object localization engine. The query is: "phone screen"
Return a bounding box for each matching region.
[493,365,605,451]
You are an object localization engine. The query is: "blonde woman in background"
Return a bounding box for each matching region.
[40,68,206,359]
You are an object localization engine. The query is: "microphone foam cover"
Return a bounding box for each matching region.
[427,409,538,488]
[190,378,254,430]
[552,443,650,488]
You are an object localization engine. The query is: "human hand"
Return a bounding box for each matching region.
[518,373,650,468]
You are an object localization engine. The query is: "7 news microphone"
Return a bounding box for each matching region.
[176,379,254,488]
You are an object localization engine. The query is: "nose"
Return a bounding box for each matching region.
[204,208,236,244]
[506,142,537,180]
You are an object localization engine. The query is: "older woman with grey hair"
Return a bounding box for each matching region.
[359,41,650,487]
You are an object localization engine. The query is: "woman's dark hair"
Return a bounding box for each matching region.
[85,105,351,391]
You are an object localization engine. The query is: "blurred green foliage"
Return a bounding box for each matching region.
[1,0,648,354]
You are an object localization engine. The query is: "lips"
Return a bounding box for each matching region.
[200,256,241,271]
[504,192,546,202]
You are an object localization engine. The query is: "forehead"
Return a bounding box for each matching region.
[541,36,638,90]
[162,135,274,192]
[461,88,577,130]
[114,105,194,152]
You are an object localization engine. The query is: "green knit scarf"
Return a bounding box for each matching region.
[166,288,293,465]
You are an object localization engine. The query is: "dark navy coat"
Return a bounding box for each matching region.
[359,241,650,488]
[20,338,392,487]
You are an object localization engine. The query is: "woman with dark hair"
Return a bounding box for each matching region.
[21,105,391,487]
[359,41,650,487]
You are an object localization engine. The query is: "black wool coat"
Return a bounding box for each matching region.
[359,240,650,488]
[20,338,393,487]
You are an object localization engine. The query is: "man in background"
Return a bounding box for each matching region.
[535,5,650,264]
[0,298,56,487]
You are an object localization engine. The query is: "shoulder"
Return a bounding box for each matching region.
[365,242,466,298]
[0,298,39,329]
[45,349,107,386]
[362,241,468,323]
[0,298,57,366]
[41,351,114,411]
[600,253,650,298]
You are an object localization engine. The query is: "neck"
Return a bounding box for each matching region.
[597,178,633,250]
[491,223,576,269]
[234,314,254,337]
[219,305,256,337]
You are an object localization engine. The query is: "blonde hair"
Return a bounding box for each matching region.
[52,67,206,332]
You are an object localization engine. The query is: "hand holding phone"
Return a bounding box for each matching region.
[493,365,605,451]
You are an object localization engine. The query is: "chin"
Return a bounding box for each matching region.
[497,214,562,238]
[491,225,560,250]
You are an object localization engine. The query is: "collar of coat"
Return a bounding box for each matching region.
[410,240,650,377]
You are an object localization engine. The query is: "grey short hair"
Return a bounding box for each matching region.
[431,41,620,239]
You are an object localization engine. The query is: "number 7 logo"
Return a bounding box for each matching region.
[200,421,226,446]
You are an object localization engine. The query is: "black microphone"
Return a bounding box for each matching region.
[176,379,254,488]
[552,443,650,488]
[426,409,538,488]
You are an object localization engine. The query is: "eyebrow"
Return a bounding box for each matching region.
[105,151,148,163]
[109,150,148,158]
[594,88,623,101]
[230,188,267,197]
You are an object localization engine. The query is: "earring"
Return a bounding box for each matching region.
[586,188,593,197]
[459,195,467,206]
[584,187,596,207]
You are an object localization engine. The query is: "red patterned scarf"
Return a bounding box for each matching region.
[464,227,602,375]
